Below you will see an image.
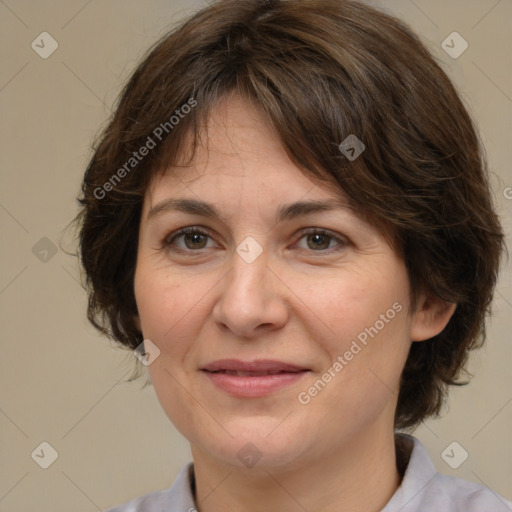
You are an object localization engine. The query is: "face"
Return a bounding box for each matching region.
[134,92,428,471]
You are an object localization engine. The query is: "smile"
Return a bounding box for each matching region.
[207,369,303,376]
[202,370,309,397]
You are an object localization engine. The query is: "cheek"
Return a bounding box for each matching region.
[136,269,205,438]
[134,266,201,344]
[319,268,407,341]
[315,266,411,389]
[148,361,201,442]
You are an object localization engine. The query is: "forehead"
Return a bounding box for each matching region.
[145,93,347,209]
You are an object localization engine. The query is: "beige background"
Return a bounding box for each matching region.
[0,0,511,510]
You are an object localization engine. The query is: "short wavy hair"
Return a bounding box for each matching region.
[74,0,505,429]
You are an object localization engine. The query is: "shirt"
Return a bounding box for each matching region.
[104,434,512,511]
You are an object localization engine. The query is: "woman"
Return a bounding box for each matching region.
[75,0,510,510]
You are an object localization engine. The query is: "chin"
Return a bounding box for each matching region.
[195,426,313,472]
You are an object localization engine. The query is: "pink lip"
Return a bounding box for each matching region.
[202,359,307,373]
[201,359,310,398]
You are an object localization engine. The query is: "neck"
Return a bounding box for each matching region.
[190,425,402,512]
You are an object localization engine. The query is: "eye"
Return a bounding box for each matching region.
[162,226,348,255]
[294,228,348,253]
[162,227,215,252]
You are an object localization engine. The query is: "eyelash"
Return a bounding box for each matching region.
[161,226,348,255]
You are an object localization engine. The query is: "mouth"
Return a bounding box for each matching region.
[201,359,311,397]
[201,358,309,374]
[204,369,306,376]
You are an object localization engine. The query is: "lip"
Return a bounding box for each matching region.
[202,359,308,373]
[201,359,310,398]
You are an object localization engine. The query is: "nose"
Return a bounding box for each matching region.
[212,245,289,338]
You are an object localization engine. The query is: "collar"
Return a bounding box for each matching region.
[150,434,511,511]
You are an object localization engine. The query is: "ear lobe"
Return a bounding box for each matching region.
[133,314,142,332]
[410,294,457,342]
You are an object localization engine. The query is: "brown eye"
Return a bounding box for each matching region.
[163,227,213,252]
[295,229,348,253]
[306,233,331,250]
[181,231,209,249]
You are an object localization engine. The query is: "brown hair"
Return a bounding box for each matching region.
[74,0,504,429]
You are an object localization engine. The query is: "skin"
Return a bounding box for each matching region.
[133,91,456,512]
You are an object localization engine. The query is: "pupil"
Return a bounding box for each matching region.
[310,234,328,250]
[187,233,205,248]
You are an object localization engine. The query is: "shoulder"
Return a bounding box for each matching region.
[102,462,196,512]
[428,471,512,511]
[383,434,512,512]
[103,488,168,512]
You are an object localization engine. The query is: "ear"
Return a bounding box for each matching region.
[410,293,457,342]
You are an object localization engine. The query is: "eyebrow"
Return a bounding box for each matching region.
[147,197,354,223]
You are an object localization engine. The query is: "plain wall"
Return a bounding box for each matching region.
[0,1,510,510]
